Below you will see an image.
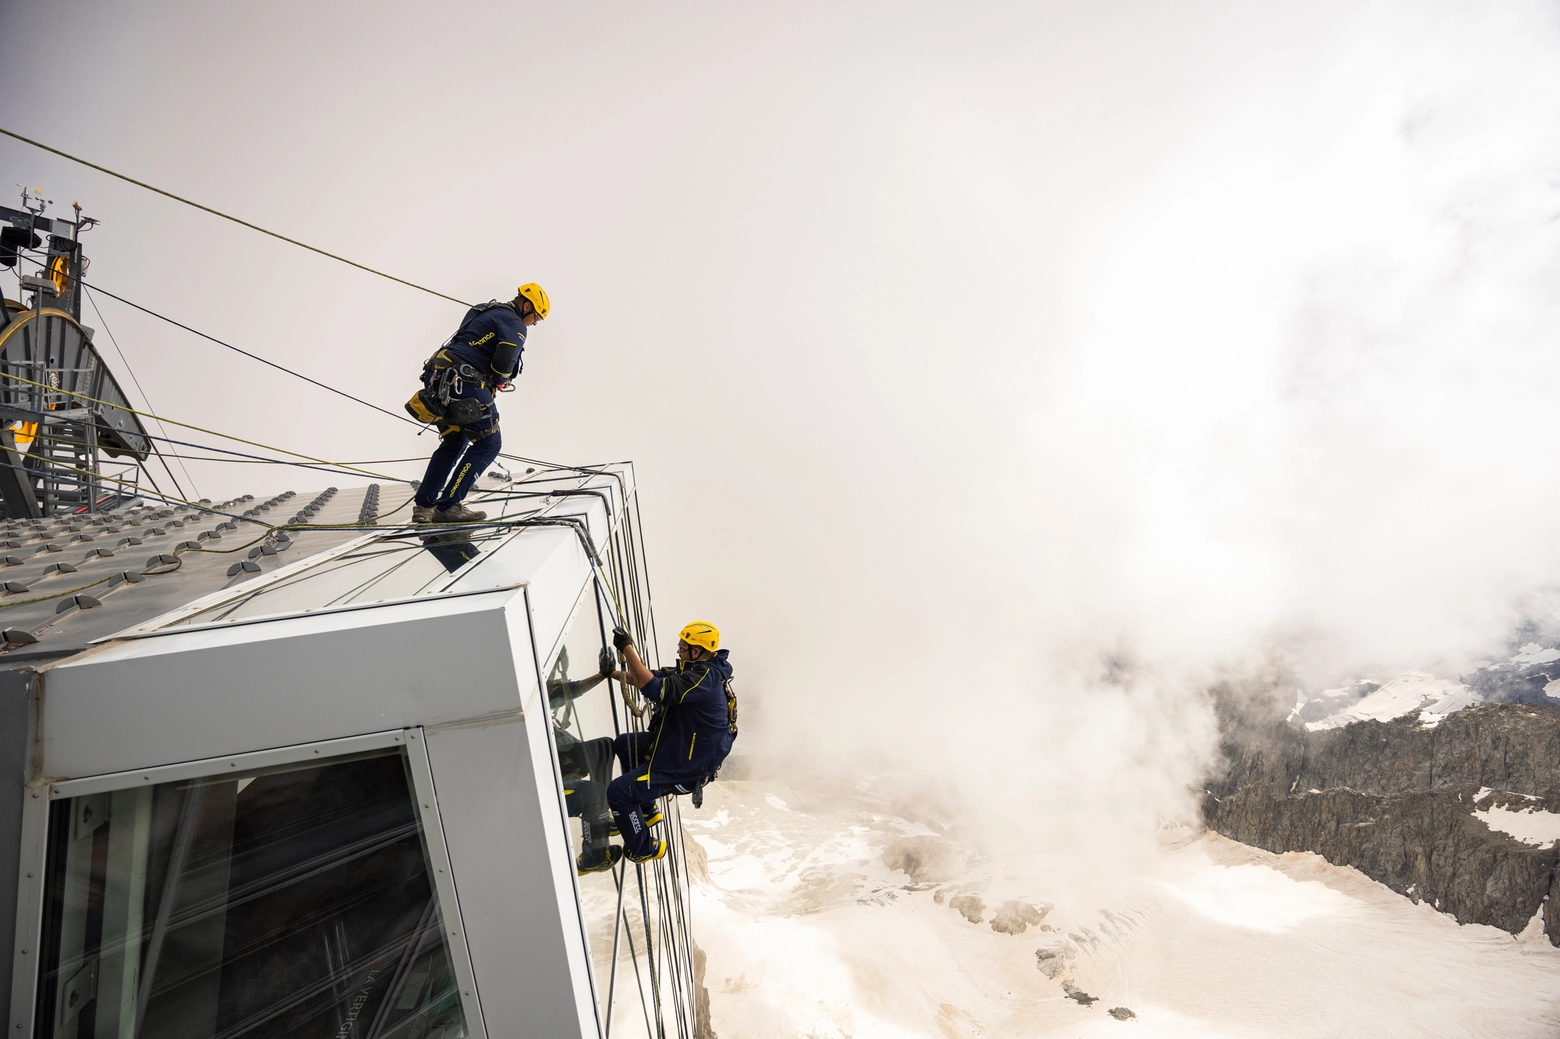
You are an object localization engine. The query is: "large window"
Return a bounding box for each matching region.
[33,750,469,1039]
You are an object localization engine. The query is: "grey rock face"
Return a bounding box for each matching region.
[990,900,1048,934]
[882,836,960,883]
[1211,702,1560,800]
[948,893,985,924]
[1204,701,1560,946]
[1464,658,1560,706]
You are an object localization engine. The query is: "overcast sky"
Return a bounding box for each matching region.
[5,1,1560,865]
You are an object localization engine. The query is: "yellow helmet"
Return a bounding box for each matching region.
[678,621,720,654]
[517,282,550,320]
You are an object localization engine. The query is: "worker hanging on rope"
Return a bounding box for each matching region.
[406,283,549,523]
[605,621,736,863]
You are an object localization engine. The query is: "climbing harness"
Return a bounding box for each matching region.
[407,349,494,430]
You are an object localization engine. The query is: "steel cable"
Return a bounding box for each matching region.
[82,285,199,498]
[0,126,471,306]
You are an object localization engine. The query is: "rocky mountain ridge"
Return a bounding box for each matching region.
[1204,700,1560,945]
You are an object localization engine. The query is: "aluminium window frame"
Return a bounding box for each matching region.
[7,727,489,1039]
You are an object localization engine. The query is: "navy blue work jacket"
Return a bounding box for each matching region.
[642,649,733,783]
[443,301,527,383]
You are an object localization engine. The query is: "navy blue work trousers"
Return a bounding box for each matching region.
[415,373,501,509]
[607,732,698,857]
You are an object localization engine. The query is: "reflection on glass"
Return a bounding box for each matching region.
[546,588,669,1032]
[549,625,617,871]
[34,751,468,1039]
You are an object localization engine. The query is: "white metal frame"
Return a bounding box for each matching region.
[102,582,524,645]
[8,727,489,1039]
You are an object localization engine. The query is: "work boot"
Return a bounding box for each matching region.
[577,845,624,876]
[627,839,668,865]
[411,505,438,524]
[434,502,487,523]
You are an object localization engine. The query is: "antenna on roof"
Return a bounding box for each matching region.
[0,193,150,518]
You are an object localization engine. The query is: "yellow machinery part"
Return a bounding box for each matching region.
[7,420,37,452]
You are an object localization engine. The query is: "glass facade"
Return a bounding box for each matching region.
[544,584,633,1026]
[548,590,619,763]
[33,750,468,1039]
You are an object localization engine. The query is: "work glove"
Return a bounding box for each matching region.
[612,626,633,652]
[598,645,615,677]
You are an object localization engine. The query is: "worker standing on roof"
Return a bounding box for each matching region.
[605,622,734,863]
[408,283,548,523]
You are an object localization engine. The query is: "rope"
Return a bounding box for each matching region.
[8,235,624,485]
[0,127,471,306]
[82,279,425,428]
[83,286,198,499]
[0,454,265,527]
[0,366,403,482]
[0,498,277,610]
[19,424,411,483]
[139,453,428,466]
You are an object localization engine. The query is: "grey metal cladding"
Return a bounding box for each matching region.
[0,668,36,1022]
[0,484,405,660]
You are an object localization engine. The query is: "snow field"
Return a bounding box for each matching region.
[685,780,1560,1038]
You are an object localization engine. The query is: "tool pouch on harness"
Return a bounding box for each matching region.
[405,386,445,424]
[406,352,488,428]
[444,396,485,427]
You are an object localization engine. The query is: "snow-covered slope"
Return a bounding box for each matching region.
[1297,641,1560,731]
[688,780,1560,1038]
[1302,671,1478,731]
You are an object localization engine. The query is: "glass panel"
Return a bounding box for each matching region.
[34,750,469,1039]
[546,585,642,1028]
[548,599,617,761]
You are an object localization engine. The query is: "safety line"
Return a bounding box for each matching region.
[0,127,471,306]
[84,280,636,482]
[0,487,423,614]
[137,454,429,467]
[10,246,626,485]
[82,286,198,499]
[0,454,268,527]
[0,366,403,482]
[83,280,425,429]
[141,454,421,467]
[0,500,279,611]
[16,424,397,483]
